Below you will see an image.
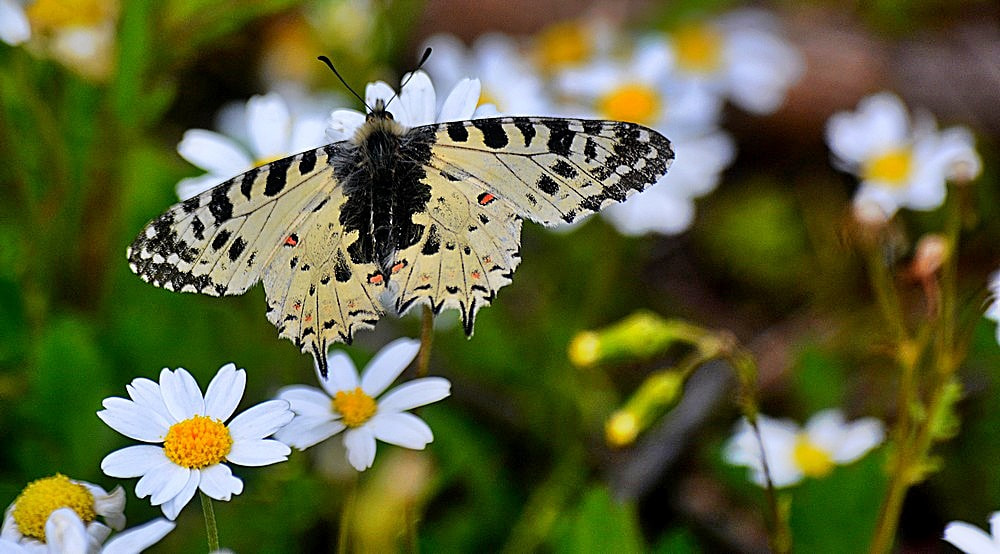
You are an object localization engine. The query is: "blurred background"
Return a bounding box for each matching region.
[1,0,999,551]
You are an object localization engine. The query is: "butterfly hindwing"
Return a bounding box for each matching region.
[426,117,674,226]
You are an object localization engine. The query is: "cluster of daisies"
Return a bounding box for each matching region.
[2,340,448,552]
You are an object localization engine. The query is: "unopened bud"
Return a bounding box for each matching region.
[911,234,948,280]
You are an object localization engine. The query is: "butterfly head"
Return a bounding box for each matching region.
[366,98,395,122]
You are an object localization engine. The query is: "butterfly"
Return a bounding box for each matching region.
[128,90,673,376]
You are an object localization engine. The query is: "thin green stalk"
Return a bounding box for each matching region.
[338,477,358,553]
[416,305,434,378]
[200,492,219,552]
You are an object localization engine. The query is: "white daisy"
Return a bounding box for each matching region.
[1,506,174,554]
[275,338,451,472]
[1,475,128,553]
[826,92,982,220]
[986,271,1000,346]
[325,69,494,142]
[176,89,335,200]
[723,409,885,488]
[421,33,551,116]
[668,9,804,115]
[944,512,1000,554]
[98,364,294,520]
[554,36,735,235]
[0,0,31,46]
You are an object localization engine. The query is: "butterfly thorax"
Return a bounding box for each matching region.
[336,101,433,282]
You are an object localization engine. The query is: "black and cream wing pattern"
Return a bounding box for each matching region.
[128,111,673,374]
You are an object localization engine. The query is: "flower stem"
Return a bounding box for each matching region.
[200,491,220,552]
[338,477,358,553]
[416,305,434,378]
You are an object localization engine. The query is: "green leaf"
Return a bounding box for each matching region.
[553,486,645,554]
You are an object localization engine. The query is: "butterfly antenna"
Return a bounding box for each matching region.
[317,55,372,112]
[384,47,433,111]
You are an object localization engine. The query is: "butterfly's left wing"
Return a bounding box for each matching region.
[390,117,673,333]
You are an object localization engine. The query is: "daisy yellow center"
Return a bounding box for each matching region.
[254,154,283,167]
[792,435,835,478]
[672,23,724,73]
[863,147,913,186]
[27,0,108,31]
[12,474,95,542]
[163,416,233,469]
[478,88,498,110]
[598,84,661,125]
[333,387,378,428]
[536,21,591,70]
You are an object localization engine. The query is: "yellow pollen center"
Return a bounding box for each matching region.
[254,154,283,167]
[598,84,661,125]
[863,147,913,186]
[163,416,233,469]
[27,0,109,31]
[672,23,724,73]
[12,474,96,542]
[333,387,378,427]
[792,435,835,478]
[536,21,591,70]
[478,88,498,110]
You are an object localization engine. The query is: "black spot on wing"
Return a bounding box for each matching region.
[550,160,578,179]
[298,149,317,174]
[211,229,231,251]
[181,196,199,214]
[265,157,292,196]
[191,217,205,240]
[447,121,469,142]
[582,120,603,134]
[473,119,508,149]
[513,118,536,146]
[240,168,257,200]
[334,250,352,282]
[536,174,559,196]
[421,224,441,255]
[545,119,574,156]
[227,236,246,261]
[208,185,233,224]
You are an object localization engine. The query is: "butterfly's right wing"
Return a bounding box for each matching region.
[127,143,385,371]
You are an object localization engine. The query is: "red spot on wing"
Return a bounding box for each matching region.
[477,192,496,206]
[368,273,384,285]
[471,270,481,279]
[293,301,302,310]
[304,315,313,323]
[391,260,408,274]
[284,234,299,247]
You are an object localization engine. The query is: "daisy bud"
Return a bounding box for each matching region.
[605,370,686,447]
[911,234,949,280]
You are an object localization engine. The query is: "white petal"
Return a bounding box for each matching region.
[472,103,500,118]
[125,378,171,421]
[89,485,126,530]
[289,117,329,152]
[360,338,421,397]
[204,364,246,421]
[198,464,243,501]
[103,519,176,554]
[343,427,377,471]
[722,415,801,488]
[102,445,170,478]
[44,509,88,554]
[277,386,335,417]
[97,398,171,441]
[176,174,226,201]
[398,70,437,126]
[226,438,291,466]
[326,109,366,142]
[602,189,694,236]
[853,184,903,219]
[377,377,451,412]
[159,368,205,420]
[826,92,910,167]
[144,463,192,506]
[275,418,346,450]
[438,78,481,122]
[365,81,397,111]
[177,129,252,176]
[246,92,292,159]
[369,412,434,449]
[227,400,293,441]
[943,521,1000,554]
[990,512,1000,543]
[323,351,360,395]
[830,418,885,464]
[0,0,31,46]
[159,470,199,520]
[803,409,847,451]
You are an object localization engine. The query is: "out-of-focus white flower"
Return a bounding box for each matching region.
[723,409,885,488]
[944,512,1000,554]
[1,475,128,553]
[276,338,451,472]
[176,89,336,200]
[15,0,118,80]
[530,17,618,74]
[554,36,734,235]
[668,9,804,114]
[826,92,982,221]
[326,69,494,142]
[0,0,31,45]
[986,271,1000,347]
[98,364,294,520]
[422,33,551,116]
